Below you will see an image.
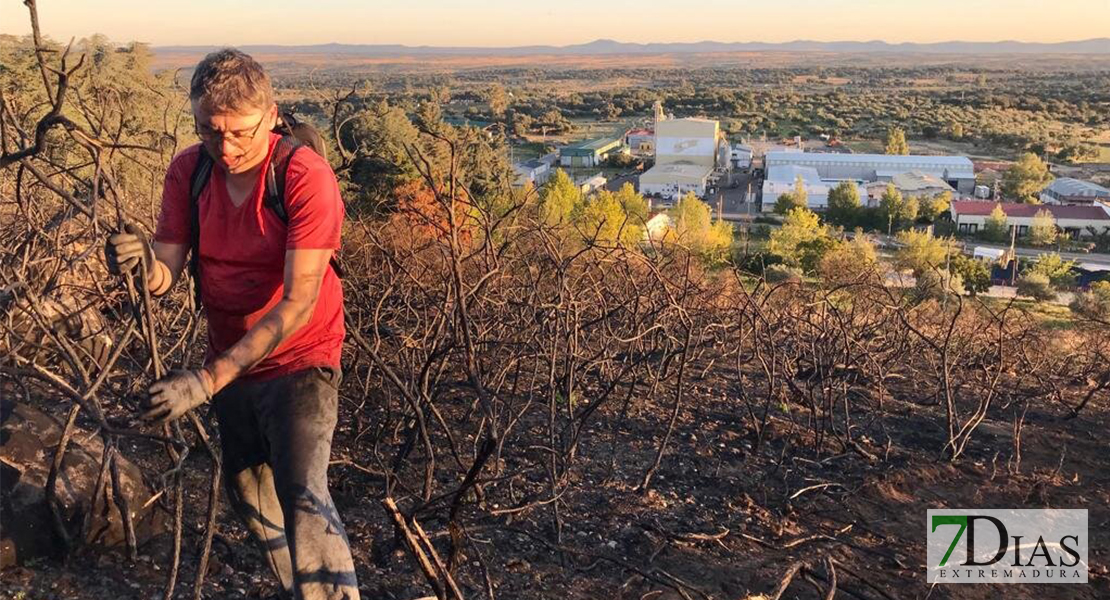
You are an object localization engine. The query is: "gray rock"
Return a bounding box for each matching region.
[1,402,165,567]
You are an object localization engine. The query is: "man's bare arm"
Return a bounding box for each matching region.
[148,241,189,295]
[203,248,332,394]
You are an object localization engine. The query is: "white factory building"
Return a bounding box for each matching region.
[764,151,976,194]
[761,151,975,212]
[639,116,728,199]
[731,144,753,170]
[762,164,868,212]
[512,159,551,188]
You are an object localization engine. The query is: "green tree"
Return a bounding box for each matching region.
[895,229,949,274]
[949,253,992,295]
[918,191,952,223]
[0,34,189,215]
[879,184,915,233]
[487,84,510,119]
[1028,253,1077,288]
[613,182,649,226]
[1001,152,1054,203]
[903,195,920,223]
[540,109,573,135]
[982,203,1010,243]
[510,111,533,137]
[1056,144,1099,165]
[774,175,808,214]
[885,127,909,155]
[344,99,421,209]
[826,181,860,227]
[769,207,833,272]
[667,192,733,262]
[1016,273,1056,302]
[576,189,641,246]
[539,169,583,226]
[1027,209,1058,246]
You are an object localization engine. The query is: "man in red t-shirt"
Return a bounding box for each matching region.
[105,49,357,600]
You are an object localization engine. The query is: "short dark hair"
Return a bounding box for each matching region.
[190,49,273,114]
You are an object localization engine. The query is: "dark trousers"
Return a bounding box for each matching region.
[213,366,359,600]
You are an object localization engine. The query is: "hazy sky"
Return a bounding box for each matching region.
[2,0,1108,46]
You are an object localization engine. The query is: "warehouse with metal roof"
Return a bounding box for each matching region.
[764,152,976,194]
[559,137,624,168]
[1039,177,1110,205]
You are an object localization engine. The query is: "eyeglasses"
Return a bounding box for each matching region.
[194,115,268,148]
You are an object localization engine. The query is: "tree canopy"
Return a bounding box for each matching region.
[666,193,734,262]
[1028,209,1058,246]
[1001,152,1054,203]
[774,175,809,214]
[885,127,909,155]
[769,207,834,272]
[983,203,1010,242]
[825,181,861,227]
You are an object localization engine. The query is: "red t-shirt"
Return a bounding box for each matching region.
[155,133,345,381]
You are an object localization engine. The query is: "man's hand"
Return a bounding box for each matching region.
[105,222,154,276]
[141,369,214,426]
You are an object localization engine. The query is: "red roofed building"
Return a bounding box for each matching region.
[951,200,1110,239]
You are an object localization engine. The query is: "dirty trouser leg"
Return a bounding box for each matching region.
[213,379,295,592]
[260,367,359,600]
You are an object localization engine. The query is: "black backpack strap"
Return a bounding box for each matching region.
[188,150,214,308]
[265,135,345,278]
[265,135,300,224]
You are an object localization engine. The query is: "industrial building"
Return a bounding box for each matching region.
[640,117,727,199]
[559,137,624,168]
[950,201,1110,239]
[577,174,607,195]
[513,159,551,188]
[641,164,717,200]
[864,171,955,206]
[1039,178,1110,205]
[763,164,868,211]
[731,144,753,170]
[764,152,976,195]
[625,128,655,156]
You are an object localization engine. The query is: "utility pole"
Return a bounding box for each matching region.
[744,181,752,255]
[1009,224,1018,285]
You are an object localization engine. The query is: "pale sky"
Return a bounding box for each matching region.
[2,0,1108,47]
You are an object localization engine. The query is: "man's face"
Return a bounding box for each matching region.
[192,101,276,175]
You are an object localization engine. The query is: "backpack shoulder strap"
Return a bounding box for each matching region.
[265,135,301,224]
[188,150,214,307]
[264,135,346,279]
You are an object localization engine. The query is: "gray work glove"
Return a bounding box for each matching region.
[141,369,214,426]
[105,222,154,276]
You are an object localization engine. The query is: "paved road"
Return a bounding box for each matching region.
[968,243,1110,267]
[604,172,639,193]
[711,171,757,213]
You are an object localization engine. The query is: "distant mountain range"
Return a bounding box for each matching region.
[155,38,1110,56]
